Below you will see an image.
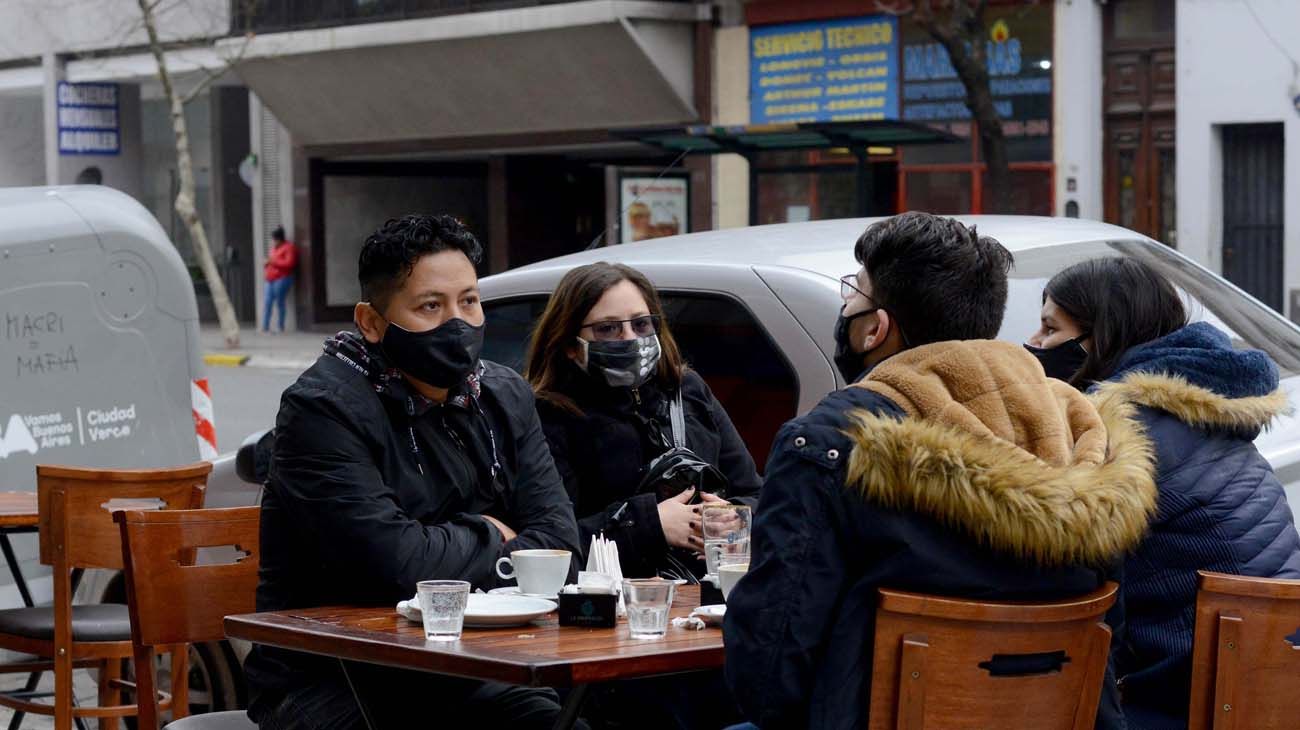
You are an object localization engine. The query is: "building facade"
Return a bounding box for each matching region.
[0,0,260,325]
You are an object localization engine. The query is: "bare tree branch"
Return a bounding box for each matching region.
[178,28,253,105]
[137,0,241,347]
[903,0,1014,212]
[874,0,916,17]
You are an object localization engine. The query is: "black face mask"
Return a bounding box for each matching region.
[1025,337,1088,383]
[832,305,880,384]
[579,334,661,388]
[381,318,484,389]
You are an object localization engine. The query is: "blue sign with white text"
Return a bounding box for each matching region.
[57,82,120,156]
[750,15,899,125]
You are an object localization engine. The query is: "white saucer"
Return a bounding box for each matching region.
[463,594,557,627]
[397,594,557,628]
[691,604,726,627]
[488,586,560,600]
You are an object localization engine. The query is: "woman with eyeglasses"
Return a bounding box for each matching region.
[524,262,761,581]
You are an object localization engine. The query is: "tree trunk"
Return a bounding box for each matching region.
[137,0,241,347]
[915,0,1012,213]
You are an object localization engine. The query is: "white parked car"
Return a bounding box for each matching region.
[479,216,1300,514]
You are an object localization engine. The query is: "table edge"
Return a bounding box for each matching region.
[224,611,726,687]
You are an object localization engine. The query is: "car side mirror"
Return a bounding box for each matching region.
[235,429,275,485]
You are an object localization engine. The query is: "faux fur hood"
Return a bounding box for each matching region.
[845,340,1157,567]
[1109,322,1278,398]
[1091,372,1291,435]
[1094,322,1292,435]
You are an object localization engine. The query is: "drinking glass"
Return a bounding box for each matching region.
[622,578,676,639]
[702,504,751,575]
[417,580,470,642]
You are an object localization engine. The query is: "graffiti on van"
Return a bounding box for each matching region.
[6,309,81,379]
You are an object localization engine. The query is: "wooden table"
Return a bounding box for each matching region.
[225,585,724,729]
[0,492,39,607]
[0,491,42,730]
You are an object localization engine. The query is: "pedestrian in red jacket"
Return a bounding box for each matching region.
[263,226,297,333]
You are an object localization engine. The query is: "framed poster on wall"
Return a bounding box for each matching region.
[612,170,691,244]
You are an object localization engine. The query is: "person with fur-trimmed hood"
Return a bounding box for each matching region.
[1026,256,1300,730]
[723,213,1157,730]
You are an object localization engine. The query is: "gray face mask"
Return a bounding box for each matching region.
[577,334,661,388]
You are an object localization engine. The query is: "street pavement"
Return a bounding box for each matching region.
[206,364,303,455]
[200,324,340,454]
[200,323,336,372]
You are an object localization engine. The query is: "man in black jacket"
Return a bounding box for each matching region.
[245,214,582,729]
[723,213,1156,729]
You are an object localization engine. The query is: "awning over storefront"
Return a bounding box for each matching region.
[619,120,959,223]
[617,119,958,154]
[220,1,706,148]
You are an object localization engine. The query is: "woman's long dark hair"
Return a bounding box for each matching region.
[1044,257,1189,387]
[525,262,685,415]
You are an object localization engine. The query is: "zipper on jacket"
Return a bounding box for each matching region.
[440,413,478,492]
[632,387,641,406]
[407,425,424,475]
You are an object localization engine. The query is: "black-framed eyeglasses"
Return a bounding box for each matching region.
[581,314,661,341]
[840,274,870,303]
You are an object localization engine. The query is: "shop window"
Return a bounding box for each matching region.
[980,168,1053,215]
[1113,0,1175,39]
[903,138,973,165]
[904,170,972,214]
[985,135,1054,164]
[756,170,857,224]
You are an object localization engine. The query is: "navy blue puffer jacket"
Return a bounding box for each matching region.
[1092,323,1300,729]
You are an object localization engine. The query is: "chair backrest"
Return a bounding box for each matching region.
[867,582,1117,730]
[115,506,261,648]
[37,462,210,571]
[1187,570,1300,730]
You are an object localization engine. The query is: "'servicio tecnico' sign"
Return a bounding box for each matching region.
[749,15,899,124]
[57,82,120,155]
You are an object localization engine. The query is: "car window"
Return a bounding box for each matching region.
[481,296,548,373]
[1000,239,1300,377]
[483,292,799,469]
[659,293,799,469]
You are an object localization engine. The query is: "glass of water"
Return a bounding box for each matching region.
[416,580,470,642]
[622,578,676,640]
[702,504,751,575]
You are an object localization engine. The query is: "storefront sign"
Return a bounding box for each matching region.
[618,175,689,244]
[57,82,120,155]
[900,10,1052,138]
[750,15,900,124]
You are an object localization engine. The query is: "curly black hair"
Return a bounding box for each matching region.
[358,214,483,310]
[854,211,1014,347]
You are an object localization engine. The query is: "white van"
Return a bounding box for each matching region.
[0,185,260,714]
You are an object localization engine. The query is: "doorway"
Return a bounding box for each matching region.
[1103,0,1176,245]
[1221,123,1285,312]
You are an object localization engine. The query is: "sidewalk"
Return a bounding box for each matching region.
[200,324,345,370]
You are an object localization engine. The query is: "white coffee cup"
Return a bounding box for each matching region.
[718,562,750,601]
[495,549,571,596]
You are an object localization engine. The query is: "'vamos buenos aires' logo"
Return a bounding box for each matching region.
[0,404,139,460]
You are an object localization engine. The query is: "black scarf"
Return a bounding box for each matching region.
[324,331,503,508]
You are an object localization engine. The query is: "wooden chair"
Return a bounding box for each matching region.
[116,506,260,730]
[1187,570,1300,730]
[0,463,209,730]
[867,583,1118,729]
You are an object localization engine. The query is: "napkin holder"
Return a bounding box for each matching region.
[558,591,618,628]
